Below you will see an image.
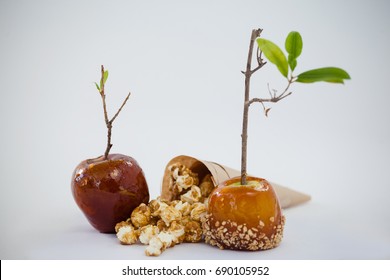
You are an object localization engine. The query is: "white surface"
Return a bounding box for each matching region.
[1,0,389,259]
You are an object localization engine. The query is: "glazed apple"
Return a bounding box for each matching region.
[203,176,285,250]
[71,65,149,233]
[71,154,149,233]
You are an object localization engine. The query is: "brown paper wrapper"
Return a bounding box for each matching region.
[161,155,311,209]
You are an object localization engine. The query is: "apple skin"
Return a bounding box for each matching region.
[71,154,149,233]
[204,176,285,250]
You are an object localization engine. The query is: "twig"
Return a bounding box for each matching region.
[98,65,132,160]
[241,28,265,185]
[248,78,294,107]
[240,30,295,185]
[100,66,109,125]
[110,92,131,124]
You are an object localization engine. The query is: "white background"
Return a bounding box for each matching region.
[0,0,389,259]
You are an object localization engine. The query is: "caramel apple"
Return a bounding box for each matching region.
[203,176,285,250]
[72,154,149,233]
[71,66,149,233]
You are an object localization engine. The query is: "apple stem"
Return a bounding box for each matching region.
[240,29,266,185]
[98,65,131,160]
[104,122,113,160]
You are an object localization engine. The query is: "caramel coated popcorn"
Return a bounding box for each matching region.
[116,195,207,256]
[190,202,207,221]
[115,164,213,256]
[169,164,199,194]
[149,199,168,217]
[116,224,139,245]
[139,225,159,245]
[184,221,202,242]
[131,203,151,228]
[180,185,202,203]
[160,205,182,226]
[199,174,214,198]
[145,235,164,256]
[173,201,191,216]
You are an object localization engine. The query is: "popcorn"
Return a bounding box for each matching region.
[156,219,167,231]
[176,175,195,191]
[180,186,202,203]
[174,201,191,216]
[131,203,151,228]
[116,164,216,256]
[179,215,192,227]
[169,164,199,194]
[160,205,182,226]
[200,174,214,198]
[167,221,186,244]
[158,231,176,248]
[145,236,164,256]
[115,219,131,233]
[116,224,139,245]
[184,221,203,243]
[190,202,207,221]
[139,225,160,245]
[149,198,169,217]
[144,230,179,256]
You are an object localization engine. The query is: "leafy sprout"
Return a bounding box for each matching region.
[239,29,350,185]
[256,31,350,84]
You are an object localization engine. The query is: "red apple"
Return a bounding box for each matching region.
[71,154,149,233]
[203,176,285,250]
[71,66,150,233]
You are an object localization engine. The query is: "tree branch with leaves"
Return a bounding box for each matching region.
[240,29,350,185]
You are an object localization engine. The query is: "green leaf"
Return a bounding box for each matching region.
[103,70,109,84]
[94,82,100,91]
[100,70,109,89]
[285,31,303,59]
[257,38,289,78]
[288,55,297,72]
[285,32,302,71]
[296,67,351,83]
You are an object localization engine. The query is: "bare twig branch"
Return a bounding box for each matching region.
[256,47,261,65]
[98,65,132,160]
[241,28,263,185]
[248,93,293,106]
[251,62,266,75]
[249,78,294,108]
[251,48,267,75]
[267,83,273,98]
[110,92,131,124]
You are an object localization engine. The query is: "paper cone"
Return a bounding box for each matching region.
[161,155,311,209]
